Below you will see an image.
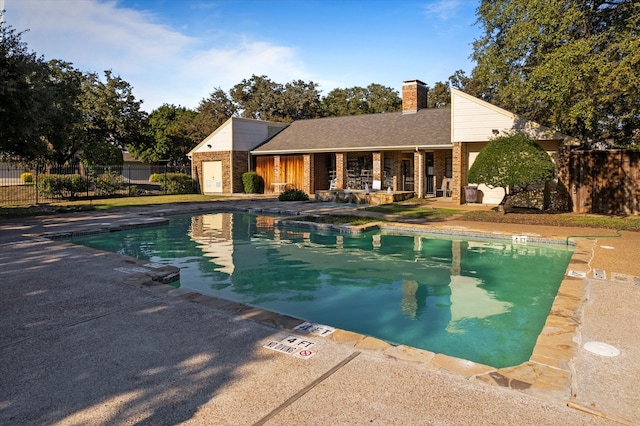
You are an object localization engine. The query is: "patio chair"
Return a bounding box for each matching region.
[360,169,373,188]
[346,170,358,189]
[436,178,451,197]
[329,177,338,190]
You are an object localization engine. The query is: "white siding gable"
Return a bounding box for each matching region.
[451,88,565,143]
[233,120,277,151]
[191,118,234,154]
[452,89,518,142]
[189,118,288,155]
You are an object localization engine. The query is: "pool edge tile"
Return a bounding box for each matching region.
[429,353,494,378]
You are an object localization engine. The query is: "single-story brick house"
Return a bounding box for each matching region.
[189,79,570,204]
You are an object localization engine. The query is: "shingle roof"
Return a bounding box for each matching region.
[251,108,452,154]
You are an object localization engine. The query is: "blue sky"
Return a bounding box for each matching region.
[4,0,481,112]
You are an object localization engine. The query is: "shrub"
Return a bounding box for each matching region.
[39,174,88,199]
[242,171,262,194]
[468,132,555,189]
[468,131,555,211]
[95,172,125,195]
[20,172,34,184]
[278,189,309,201]
[150,172,194,194]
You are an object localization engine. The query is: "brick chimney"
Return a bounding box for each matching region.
[402,79,428,113]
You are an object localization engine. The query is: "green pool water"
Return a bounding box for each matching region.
[67,212,574,368]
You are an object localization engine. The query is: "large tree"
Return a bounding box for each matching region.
[1,16,149,165]
[129,104,197,167]
[0,18,50,161]
[229,74,322,123]
[321,83,401,116]
[194,88,237,141]
[427,81,450,108]
[43,60,86,165]
[281,79,322,121]
[230,75,283,121]
[471,0,640,147]
[79,70,148,165]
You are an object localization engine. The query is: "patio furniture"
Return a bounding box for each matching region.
[436,178,451,197]
[329,178,338,190]
[360,169,373,189]
[346,170,359,189]
[383,172,393,190]
[272,182,289,193]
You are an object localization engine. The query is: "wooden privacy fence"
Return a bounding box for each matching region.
[255,155,304,193]
[562,150,640,215]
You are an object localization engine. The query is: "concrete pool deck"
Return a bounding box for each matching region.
[1,197,639,425]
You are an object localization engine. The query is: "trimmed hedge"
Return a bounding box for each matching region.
[242,171,262,194]
[150,172,194,194]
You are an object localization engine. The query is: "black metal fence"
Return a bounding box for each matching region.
[0,162,192,206]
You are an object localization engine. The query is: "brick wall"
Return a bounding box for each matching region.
[336,152,346,188]
[373,152,382,181]
[303,153,314,194]
[451,142,468,204]
[231,151,249,193]
[402,80,428,113]
[191,151,230,193]
[191,150,252,194]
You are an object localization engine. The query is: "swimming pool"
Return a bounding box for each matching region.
[67,212,574,368]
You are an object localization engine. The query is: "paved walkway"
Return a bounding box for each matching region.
[1,198,638,425]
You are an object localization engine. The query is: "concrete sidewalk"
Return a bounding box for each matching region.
[1,199,638,425]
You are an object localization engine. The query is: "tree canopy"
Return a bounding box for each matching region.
[0,21,50,161]
[1,16,148,165]
[79,70,148,164]
[229,74,322,123]
[471,0,640,147]
[128,104,197,167]
[320,84,401,116]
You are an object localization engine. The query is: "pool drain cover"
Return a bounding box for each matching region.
[584,341,621,357]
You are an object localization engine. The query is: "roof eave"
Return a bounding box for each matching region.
[251,144,453,155]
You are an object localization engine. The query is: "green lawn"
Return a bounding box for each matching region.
[364,199,462,220]
[0,194,230,218]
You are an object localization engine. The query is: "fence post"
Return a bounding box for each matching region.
[35,163,39,205]
[164,163,167,194]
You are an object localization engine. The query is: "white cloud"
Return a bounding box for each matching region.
[422,0,463,21]
[4,0,314,111]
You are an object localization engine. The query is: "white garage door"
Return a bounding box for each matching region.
[202,161,223,193]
